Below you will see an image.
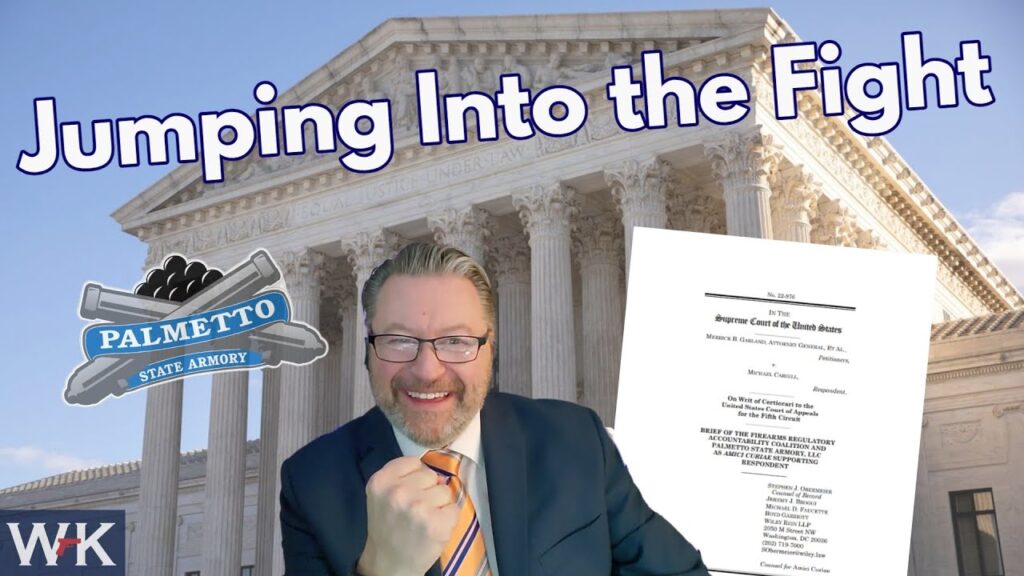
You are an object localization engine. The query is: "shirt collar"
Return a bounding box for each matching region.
[391,411,483,466]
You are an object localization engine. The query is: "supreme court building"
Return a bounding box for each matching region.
[2,9,1022,576]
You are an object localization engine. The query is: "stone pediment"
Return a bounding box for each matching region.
[109,9,1023,313]
[111,9,785,227]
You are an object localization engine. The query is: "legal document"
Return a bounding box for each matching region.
[615,227,937,576]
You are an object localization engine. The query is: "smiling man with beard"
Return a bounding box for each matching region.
[279,242,708,576]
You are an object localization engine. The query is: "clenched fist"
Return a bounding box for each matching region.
[356,456,458,576]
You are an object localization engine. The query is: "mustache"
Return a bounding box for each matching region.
[391,376,465,395]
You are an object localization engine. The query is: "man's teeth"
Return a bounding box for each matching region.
[407,391,450,400]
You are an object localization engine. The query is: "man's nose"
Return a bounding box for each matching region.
[408,342,446,381]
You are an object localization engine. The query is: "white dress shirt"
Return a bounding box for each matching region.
[391,413,501,575]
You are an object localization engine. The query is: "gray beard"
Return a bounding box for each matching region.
[377,374,490,448]
[381,395,482,449]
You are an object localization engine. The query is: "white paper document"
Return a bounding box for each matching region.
[615,228,937,576]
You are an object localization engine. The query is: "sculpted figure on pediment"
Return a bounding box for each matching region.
[534,53,584,87]
[233,146,283,183]
[427,54,443,74]
[296,124,322,166]
[603,51,632,69]
[443,55,463,94]
[236,160,258,182]
[360,75,386,101]
[354,75,387,135]
[567,50,633,76]
[462,56,498,92]
[426,54,450,93]
[236,153,277,182]
[533,53,563,87]
[390,54,418,129]
[500,54,532,89]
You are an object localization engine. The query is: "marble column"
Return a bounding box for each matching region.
[135,380,183,576]
[341,231,401,418]
[338,287,357,423]
[771,165,817,243]
[604,157,671,273]
[704,129,780,239]
[488,233,531,397]
[321,266,357,429]
[202,370,249,576]
[318,320,342,435]
[908,422,934,576]
[125,521,136,576]
[574,289,584,404]
[315,261,340,436]
[428,206,491,265]
[254,368,280,576]
[272,249,324,576]
[574,213,625,425]
[513,182,577,402]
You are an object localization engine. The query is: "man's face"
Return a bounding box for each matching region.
[367,273,493,448]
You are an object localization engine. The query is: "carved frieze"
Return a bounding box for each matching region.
[940,420,981,447]
[923,409,1010,472]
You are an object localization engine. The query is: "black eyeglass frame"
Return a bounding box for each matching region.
[365,332,490,364]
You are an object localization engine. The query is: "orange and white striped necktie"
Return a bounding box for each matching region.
[421,449,493,576]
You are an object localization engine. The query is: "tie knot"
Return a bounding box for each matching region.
[421,448,462,477]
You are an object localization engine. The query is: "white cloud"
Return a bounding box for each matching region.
[0,446,103,473]
[964,192,1024,294]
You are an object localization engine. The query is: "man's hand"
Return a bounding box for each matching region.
[357,456,458,576]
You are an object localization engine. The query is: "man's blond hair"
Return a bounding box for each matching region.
[361,242,496,334]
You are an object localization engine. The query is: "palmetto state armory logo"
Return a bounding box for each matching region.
[63,249,327,406]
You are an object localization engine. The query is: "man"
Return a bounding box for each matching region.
[280,242,709,575]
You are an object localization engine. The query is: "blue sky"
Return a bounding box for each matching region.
[1,0,1021,489]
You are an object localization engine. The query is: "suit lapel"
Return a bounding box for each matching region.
[354,407,403,485]
[481,393,529,575]
[354,408,444,576]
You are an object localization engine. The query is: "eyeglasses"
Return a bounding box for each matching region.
[366,333,489,363]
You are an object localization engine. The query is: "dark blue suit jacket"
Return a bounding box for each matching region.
[280,391,709,575]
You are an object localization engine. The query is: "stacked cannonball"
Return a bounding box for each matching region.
[134,255,224,302]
